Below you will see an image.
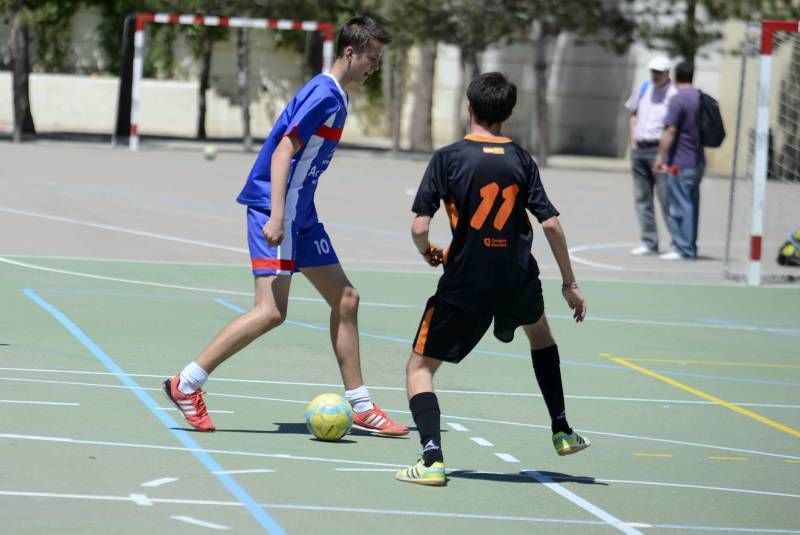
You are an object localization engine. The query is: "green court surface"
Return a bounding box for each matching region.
[1,256,798,534]
[1,142,799,533]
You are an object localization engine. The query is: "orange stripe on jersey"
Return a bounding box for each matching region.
[414,307,436,355]
[445,197,459,230]
[252,258,295,271]
[464,133,512,143]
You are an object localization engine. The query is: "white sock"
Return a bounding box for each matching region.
[178,361,208,395]
[344,385,374,413]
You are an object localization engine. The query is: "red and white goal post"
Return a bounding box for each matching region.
[748,20,799,285]
[129,12,335,151]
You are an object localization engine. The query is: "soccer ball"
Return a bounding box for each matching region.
[305,393,353,441]
[203,144,217,160]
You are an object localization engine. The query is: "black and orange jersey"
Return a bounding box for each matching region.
[412,134,558,310]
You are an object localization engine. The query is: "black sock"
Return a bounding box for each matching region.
[531,345,572,434]
[409,392,443,466]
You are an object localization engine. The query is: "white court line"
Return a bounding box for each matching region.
[212,469,274,475]
[447,422,469,431]
[2,490,796,532]
[0,399,79,406]
[4,367,799,409]
[1,375,798,460]
[334,468,397,472]
[0,490,607,528]
[0,207,247,253]
[0,432,407,468]
[158,407,235,415]
[471,437,494,447]
[0,257,415,309]
[6,252,797,287]
[523,470,642,535]
[141,477,178,488]
[495,453,519,463]
[171,515,230,530]
[9,257,797,334]
[129,493,153,506]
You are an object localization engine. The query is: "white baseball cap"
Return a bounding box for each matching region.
[647,56,671,72]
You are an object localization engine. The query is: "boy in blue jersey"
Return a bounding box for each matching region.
[163,16,408,436]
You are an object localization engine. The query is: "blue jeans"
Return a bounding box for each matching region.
[667,165,704,258]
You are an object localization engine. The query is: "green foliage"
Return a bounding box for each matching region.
[631,0,800,64]
[30,2,79,72]
[498,0,636,53]
[0,0,81,73]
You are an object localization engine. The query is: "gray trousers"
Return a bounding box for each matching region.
[631,146,670,250]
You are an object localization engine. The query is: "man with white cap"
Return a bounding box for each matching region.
[624,56,677,256]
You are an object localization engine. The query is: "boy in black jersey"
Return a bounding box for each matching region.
[396,73,589,486]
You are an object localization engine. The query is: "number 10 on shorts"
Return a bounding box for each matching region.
[314,239,331,255]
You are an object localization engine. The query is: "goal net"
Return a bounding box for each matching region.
[128,13,335,151]
[725,20,800,285]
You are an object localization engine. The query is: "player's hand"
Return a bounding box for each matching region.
[421,243,444,267]
[652,159,666,174]
[561,284,586,323]
[263,219,284,247]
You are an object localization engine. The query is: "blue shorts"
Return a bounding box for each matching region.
[246,206,339,276]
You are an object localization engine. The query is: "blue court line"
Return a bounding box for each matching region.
[212,299,800,388]
[22,289,286,535]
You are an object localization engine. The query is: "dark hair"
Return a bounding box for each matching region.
[466,72,517,125]
[336,16,391,57]
[675,61,694,83]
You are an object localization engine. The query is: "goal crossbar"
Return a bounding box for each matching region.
[129,12,335,151]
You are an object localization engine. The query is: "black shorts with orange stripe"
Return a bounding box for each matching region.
[412,264,544,363]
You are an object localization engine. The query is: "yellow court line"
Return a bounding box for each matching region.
[606,355,800,439]
[785,460,800,463]
[708,456,749,461]
[622,357,800,369]
[634,453,673,458]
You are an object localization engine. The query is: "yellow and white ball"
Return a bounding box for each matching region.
[203,144,217,160]
[305,393,353,441]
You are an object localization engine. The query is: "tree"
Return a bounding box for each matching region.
[631,1,800,67]
[498,0,634,166]
[4,0,35,141]
[1,0,81,141]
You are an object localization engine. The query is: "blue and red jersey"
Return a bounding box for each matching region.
[236,73,348,229]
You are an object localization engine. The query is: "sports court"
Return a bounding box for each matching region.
[1,141,798,533]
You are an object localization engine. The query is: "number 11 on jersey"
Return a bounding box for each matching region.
[469,182,520,231]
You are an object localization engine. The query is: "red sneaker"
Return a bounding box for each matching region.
[352,403,408,436]
[162,374,215,432]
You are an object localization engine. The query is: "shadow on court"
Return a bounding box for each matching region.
[193,422,410,440]
[447,470,607,486]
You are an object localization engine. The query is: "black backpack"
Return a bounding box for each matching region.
[697,91,726,147]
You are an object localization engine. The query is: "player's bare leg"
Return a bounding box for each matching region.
[302,264,363,389]
[397,351,446,485]
[406,351,443,398]
[522,314,590,455]
[303,263,408,435]
[164,274,291,431]
[521,314,556,349]
[196,274,291,373]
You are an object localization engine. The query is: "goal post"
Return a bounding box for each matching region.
[129,12,335,151]
[748,19,799,285]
